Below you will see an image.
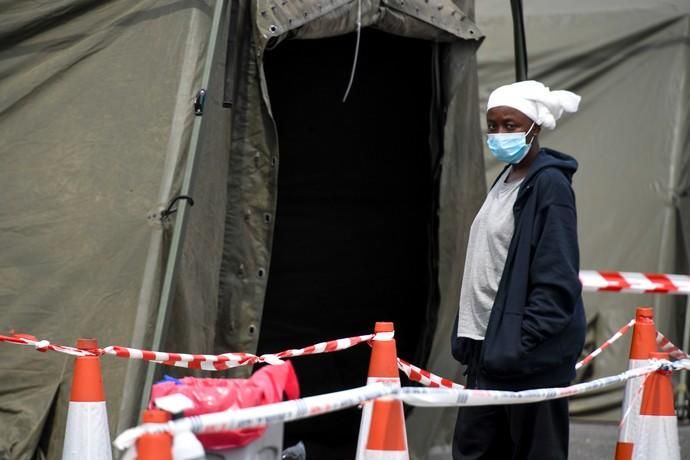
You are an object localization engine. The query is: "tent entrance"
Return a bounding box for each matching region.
[258,29,434,457]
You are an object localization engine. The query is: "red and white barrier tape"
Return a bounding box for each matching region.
[114,381,399,450]
[657,331,690,360]
[0,334,97,357]
[580,270,690,295]
[400,361,678,408]
[575,321,690,371]
[103,334,375,370]
[575,319,636,370]
[5,321,689,391]
[116,360,688,451]
[397,358,464,389]
[0,332,377,370]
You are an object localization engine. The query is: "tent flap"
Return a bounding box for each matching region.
[254,0,483,42]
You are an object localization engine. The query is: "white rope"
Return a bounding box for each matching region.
[114,362,668,451]
[342,0,362,102]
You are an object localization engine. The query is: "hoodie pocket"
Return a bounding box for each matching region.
[481,311,524,378]
[522,335,564,374]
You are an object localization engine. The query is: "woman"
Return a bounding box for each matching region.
[451,80,586,460]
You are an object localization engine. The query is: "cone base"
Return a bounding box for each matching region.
[361,450,409,460]
[618,359,649,443]
[635,416,680,460]
[62,401,112,460]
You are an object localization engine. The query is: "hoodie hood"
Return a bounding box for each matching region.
[527,148,578,183]
[491,148,578,190]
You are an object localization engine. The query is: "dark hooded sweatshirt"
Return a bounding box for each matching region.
[451,148,586,391]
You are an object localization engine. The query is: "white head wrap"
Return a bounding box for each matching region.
[486,80,581,129]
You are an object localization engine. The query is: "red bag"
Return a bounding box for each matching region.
[149,362,299,450]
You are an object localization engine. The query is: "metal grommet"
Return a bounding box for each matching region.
[248,324,256,335]
[264,213,272,224]
[269,24,278,34]
[258,268,266,278]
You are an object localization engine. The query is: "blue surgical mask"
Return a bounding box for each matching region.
[486,123,536,164]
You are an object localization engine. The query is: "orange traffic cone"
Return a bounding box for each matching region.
[62,338,112,460]
[614,307,657,460]
[137,409,173,460]
[355,322,408,460]
[632,352,680,460]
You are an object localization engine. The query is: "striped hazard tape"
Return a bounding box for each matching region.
[0,332,376,370]
[580,270,690,294]
[103,334,376,371]
[0,334,97,357]
[397,358,463,389]
[116,360,690,452]
[576,319,636,370]
[3,321,688,390]
[575,320,690,370]
[657,331,690,360]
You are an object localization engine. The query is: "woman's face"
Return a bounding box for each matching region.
[487,106,540,141]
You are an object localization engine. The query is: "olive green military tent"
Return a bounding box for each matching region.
[0,1,486,458]
[6,1,688,458]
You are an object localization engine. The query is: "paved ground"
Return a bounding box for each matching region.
[428,421,690,459]
[569,421,690,459]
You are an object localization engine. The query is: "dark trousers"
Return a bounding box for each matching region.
[452,340,569,460]
[452,398,569,460]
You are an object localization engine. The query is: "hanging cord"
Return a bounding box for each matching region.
[342,0,362,102]
[160,195,195,220]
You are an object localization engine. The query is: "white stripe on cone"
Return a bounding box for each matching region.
[356,377,407,460]
[634,416,680,460]
[356,377,398,459]
[62,401,112,460]
[356,397,374,460]
[358,451,409,460]
[617,359,648,445]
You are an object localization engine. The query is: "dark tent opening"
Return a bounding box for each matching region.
[257,29,435,458]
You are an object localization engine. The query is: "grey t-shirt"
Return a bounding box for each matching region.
[457,167,523,340]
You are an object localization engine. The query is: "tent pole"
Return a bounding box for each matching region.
[509,0,528,81]
[222,0,241,108]
[139,0,227,416]
[677,295,690,418]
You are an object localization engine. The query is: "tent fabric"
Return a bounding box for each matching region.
[0,1,219,457]
[5,0,688,457]
[220,4,484,456]
[254,0,481,42]
[474,0,690,421]
[0,0,485,458]
[217,0,483,360]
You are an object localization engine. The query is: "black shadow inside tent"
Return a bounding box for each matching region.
[258,28,433,459]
